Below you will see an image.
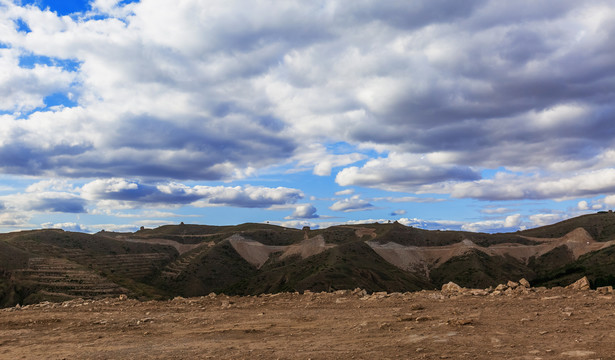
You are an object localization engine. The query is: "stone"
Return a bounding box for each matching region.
[415,315,432,322]
[118,294,128,301]
[352,288,367,297]
[566,276,590,291]
[495,284,508,291]
[519,278,531,288]
[409,303,425,310]
[597,286,613,294]
[507,281,519,289]
[441,282,463,293]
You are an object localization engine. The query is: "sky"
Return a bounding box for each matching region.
[1,0,615,234]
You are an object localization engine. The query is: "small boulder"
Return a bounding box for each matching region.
[519,278,531,288]
[507,281,519,289]
[566,276,591,291]
[597,286,613,294]
[495,284,508,292]
[441,282,463,293]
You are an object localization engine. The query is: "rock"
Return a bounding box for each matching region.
[566,276,590,291]
[441,282,463,293]
[409,303,425,310]
[507,281,519,289]
[352,288,367,297]
[519,278,531,288]
[495,284,508,291]
[597,286,613,294]
[118,294,128,301]
[448,318,474,326]
[415,315,432,322]
[561,350,595,357]
[372,291,388,299]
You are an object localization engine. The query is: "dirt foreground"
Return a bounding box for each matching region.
[1,286,614,359]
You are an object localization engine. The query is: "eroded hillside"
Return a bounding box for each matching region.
[3,213,615,307]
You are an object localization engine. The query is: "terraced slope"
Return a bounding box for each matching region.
[12,257,128,303]
[159,242,215,280]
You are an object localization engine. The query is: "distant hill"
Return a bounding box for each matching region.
[2,212,615,307]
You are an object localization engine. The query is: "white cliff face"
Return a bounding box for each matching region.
[228,234,335,269]
[367,227,615,277]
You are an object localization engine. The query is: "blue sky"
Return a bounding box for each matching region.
[1,0,615,233]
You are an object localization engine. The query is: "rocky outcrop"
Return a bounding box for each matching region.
[566,276,590,291]
[441,282,463,293]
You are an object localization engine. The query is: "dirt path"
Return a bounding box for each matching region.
[1,287,614,359]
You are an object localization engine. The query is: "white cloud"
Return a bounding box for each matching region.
[81,178,305,209]
[1,0,615,232]
[460,214,522,232]
[372,196,446,203]
[480,207,512,214]
[329,195,373,212]
[334,189,354,196]
[529,213,564,228]
[0,191,86,213]
[0,47,76,113]
[420,168,615,201]
[335,153,479,191]
[0,211,30,227]
[1,0,611,186]
[284,204,319,219]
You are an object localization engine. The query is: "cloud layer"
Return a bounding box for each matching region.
[1,0,615,232]
[0,0,612,186]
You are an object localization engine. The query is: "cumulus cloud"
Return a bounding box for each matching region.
[81,178,304,209]
[460,214,522,232]
[529,213,565,228]
[41,222,89,232]
[2,0,615,230]
[329,195,373,212]
[269,220,317,230]
[285,204,319,219]
[0,212,30,227]
[1,191,86,213]
[335,153,480,191]
[0,0,610,187]
[578,201,589,211]
[420,169,615,201]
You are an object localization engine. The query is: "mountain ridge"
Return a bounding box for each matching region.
[2,212,615,307]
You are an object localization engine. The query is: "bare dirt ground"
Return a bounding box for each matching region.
[1,287,614,360]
